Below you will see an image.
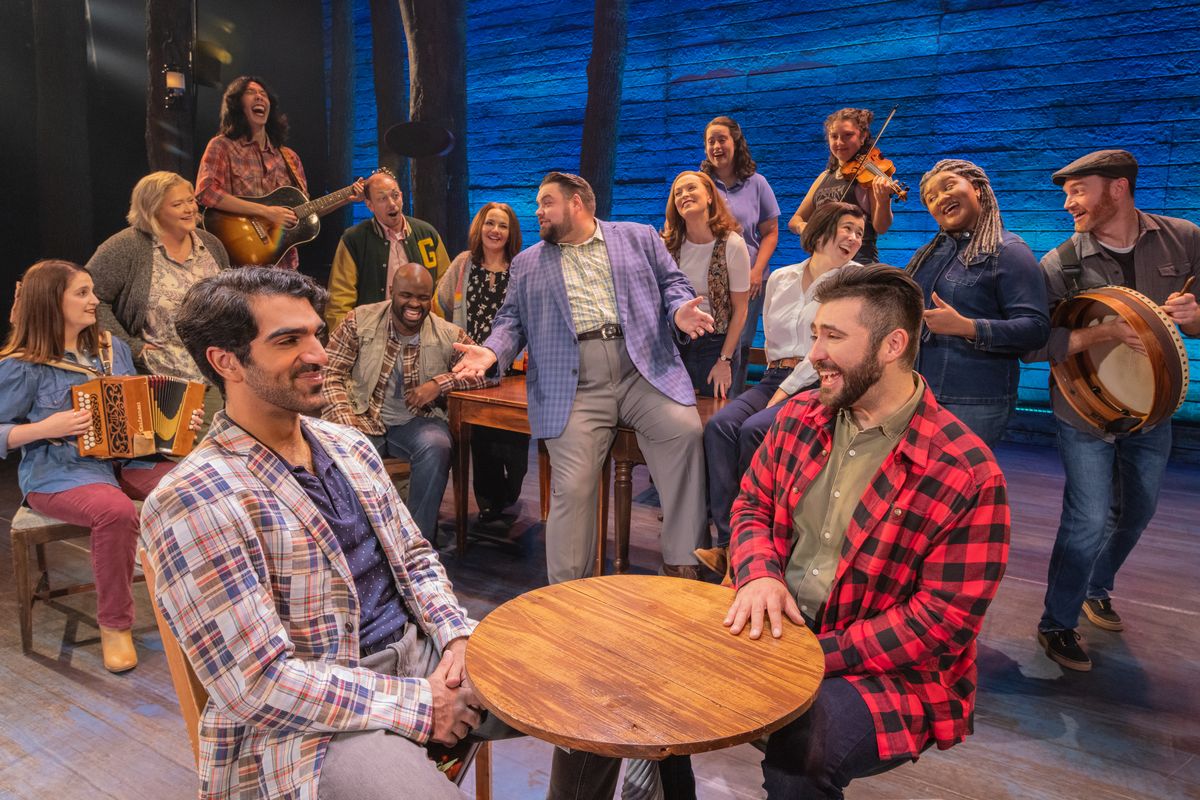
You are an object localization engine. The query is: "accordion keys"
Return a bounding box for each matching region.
[72,375,205,458]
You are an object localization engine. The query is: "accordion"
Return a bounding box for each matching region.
[72,375,206,458]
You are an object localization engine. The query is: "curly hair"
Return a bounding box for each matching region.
[661,171,742,253]
[218,76,289,146]
[824,107,875,171]
[700,116,758,181]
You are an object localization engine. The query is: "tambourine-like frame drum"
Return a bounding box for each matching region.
[1050,286,1188,435]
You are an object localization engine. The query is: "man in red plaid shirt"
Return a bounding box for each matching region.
[725,263,1010,798]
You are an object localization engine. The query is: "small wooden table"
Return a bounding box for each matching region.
[466,574,823,759]
[448,378,724,569]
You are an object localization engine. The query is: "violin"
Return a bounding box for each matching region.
[839,147,909,201]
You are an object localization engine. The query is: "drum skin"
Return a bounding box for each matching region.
[1050,286,1188,435]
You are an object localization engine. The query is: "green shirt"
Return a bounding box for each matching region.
[785,374,925,620]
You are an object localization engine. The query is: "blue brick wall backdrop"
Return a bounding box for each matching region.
[332,0,1200,429]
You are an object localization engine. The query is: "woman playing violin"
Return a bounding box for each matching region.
[788,107,894,263]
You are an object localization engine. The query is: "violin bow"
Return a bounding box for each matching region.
[838,105,899,203]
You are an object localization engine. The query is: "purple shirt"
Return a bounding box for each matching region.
[711,172,780,266]
[290,427,409,655]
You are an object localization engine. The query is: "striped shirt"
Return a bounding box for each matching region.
[559,223,619,332]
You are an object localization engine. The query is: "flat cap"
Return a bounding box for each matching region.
[1052,149,1138,188]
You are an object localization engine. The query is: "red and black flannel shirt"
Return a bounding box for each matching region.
[730,383,1010,761]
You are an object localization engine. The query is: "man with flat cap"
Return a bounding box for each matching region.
[1034,149,1200,671]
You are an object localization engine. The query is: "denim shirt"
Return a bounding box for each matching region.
[908,229,1050,405]
[0,337,157,497]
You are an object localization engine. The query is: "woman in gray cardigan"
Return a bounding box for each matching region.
[87,171,230,427]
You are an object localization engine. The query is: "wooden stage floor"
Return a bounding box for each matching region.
[1,440,1197,799]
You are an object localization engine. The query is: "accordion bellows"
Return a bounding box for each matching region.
[73,375,206,458]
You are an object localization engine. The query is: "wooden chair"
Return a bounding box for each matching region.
[138,548,491,797]
[9,505,145,652]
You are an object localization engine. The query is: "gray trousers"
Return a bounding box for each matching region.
[542,338,707,584]
[318,624,620,800]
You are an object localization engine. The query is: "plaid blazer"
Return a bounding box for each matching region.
[482,220,697,439]
[140,411,473,799]
[730,384,1010,761]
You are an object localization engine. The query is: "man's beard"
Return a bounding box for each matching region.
[814,352,883,411]
[1076,189,1118,233]
[539,217,573,244]
[243,360,325,415]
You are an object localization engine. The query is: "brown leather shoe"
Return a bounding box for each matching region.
[693,546,728,577]
[662,563,702,581]
[100,627,137,673]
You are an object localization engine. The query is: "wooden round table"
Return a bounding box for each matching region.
[465,574,825,759]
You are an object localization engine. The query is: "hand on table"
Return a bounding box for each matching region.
[724,576,804,640]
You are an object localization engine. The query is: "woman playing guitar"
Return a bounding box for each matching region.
[195,76,362,269]
[788,107,900,263]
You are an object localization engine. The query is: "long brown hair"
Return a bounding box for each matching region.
[700,116,758,181]
[468,202,522,266]
[661,171,742,253]
[1,260,100,363]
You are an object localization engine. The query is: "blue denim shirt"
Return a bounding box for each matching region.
[908,229,1050,405]
[0,337,158,497]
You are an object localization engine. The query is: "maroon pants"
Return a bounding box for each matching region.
[26,461,177,629]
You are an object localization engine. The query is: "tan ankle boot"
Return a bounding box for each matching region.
[99,627,137,673]
[693,546,728,577]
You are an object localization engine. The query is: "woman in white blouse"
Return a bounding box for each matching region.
[697,201,865,575]
[661,170,750,398]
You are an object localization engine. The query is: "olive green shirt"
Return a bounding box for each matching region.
[785,374,925,620]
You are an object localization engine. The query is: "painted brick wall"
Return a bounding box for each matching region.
[338,0,1200,423]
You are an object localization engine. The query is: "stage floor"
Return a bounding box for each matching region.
[1,440,1197,799]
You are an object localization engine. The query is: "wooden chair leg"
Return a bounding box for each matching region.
[538,443,551,521]
[12,533,33,652]
[474,740,492,800]
[35,542,48,575]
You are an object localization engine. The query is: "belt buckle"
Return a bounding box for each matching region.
[600,323,620,340]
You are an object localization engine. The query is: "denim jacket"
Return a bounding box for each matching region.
[0,337,158,497]
[908,229,1050,405]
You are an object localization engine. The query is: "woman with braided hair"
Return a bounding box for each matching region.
[906,159,1050,446]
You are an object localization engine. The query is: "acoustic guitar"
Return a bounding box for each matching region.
[202,182,359,266]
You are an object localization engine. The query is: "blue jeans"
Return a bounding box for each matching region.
[703,366,793,548]
[677,331,731,398]
[731,289,765,394]
[371,416,453,541]
[940,399,1014,449]
[1040,419,1173,632]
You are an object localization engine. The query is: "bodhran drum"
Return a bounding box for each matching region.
[1050,286,1189,435]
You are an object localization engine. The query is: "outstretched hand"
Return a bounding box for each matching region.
[675,296,716,340]
[451,343,498,379]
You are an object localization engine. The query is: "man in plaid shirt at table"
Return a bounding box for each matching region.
[724,263,1010,798]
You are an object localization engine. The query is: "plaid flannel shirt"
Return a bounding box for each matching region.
[322,306,487,436]
[730,383,1010,760]
[195,135,308,270]
[141,412,473,799]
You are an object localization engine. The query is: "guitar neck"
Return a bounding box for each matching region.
[294,184,356,219]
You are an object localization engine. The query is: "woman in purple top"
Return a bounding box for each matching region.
[699,116,780,394]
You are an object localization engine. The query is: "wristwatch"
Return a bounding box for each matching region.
[718,354,733,363]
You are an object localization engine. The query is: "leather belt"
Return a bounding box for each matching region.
[767,356,803,370]
[577,323,624,342]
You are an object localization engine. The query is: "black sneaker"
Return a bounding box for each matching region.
[1038,629,1092,672]
[1082,598,1124,632]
